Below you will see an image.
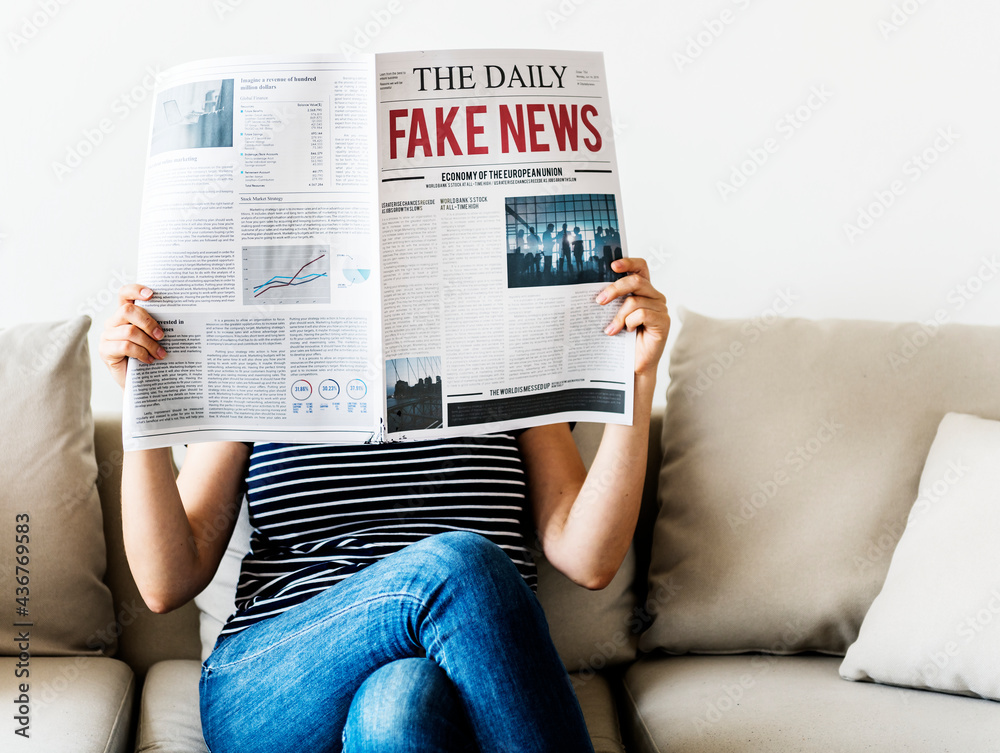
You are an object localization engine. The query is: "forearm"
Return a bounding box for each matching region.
[121,448,203,612]
[549,371,656,587]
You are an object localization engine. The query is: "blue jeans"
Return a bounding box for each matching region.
[199,531,595,753]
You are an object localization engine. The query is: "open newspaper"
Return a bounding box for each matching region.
[123,50,634,450]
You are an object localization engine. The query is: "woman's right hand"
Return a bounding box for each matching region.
[99,284,167,390]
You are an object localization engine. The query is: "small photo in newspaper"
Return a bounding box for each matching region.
[150,78,234,156]
[505,193,624,289]
[386,357,443,433]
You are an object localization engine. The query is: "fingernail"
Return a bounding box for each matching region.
[156,347,167,359]
[140,288,152,298]
[596,291,608,304]
[605,323,616,335]
[153,327,163,339]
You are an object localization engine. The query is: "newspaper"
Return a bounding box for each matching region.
[123,50,634,450]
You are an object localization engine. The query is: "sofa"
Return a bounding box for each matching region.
[3,310,1000,752]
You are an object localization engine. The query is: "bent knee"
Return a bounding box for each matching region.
[414,530,502,560]
[397,532,532,608]
[412,531,510,574]
[354,657,442,708]
[345,659,455,745]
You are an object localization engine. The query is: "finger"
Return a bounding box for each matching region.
[605,293,670,335]
[117,284,154,308]
[111,301,164,341]
[623,305,670,335]
[106,322,166,361]
[610,257,650,279]
[596,270,665,306]
[605,295,653,335]
[100,324,164,364]
[99,331,161,365]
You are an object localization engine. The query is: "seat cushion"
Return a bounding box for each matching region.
[138,660,623,752]
[573,670,627,753]
[135,660,207,753]
[0,656,133,752]
[620,653,1000,752]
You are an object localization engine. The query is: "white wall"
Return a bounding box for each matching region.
[1,0,997,415]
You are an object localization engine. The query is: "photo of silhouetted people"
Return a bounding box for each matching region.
[386,357,443,433]
[505,194,625,288]
[150,79,234,156]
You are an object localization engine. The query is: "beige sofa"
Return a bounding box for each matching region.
[4,311,1000,752]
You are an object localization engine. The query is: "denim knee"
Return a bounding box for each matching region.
[345,659,434,745]
[411,530,511,576]
[343,658,473,751]
[408,531,540,627]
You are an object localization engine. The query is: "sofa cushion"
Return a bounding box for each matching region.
[535,543,639,673]
[195,421,639,670]
[0,656,133,752]
[621,654,1000,753]
[0,317,117,655]
[841,412,1000,700]
[135,660,208,753]
[571,670,627,753]
[641,310,1000,655]
[138,659,624,753]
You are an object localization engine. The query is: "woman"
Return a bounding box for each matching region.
[99,256,669,753]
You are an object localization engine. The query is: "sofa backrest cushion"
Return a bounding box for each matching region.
[196,421,641,670]
[0,317,117,655]
[641,310,1000,655]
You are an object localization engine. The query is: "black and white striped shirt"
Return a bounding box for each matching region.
[219,433,537,639]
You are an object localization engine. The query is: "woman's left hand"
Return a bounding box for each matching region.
[596,257,670,377]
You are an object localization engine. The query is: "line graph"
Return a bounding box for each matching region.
[242,245,331,305]
[253,254,326,297]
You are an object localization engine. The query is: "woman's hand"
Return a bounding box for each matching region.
[596,257,670,376]
[98,284,167,390]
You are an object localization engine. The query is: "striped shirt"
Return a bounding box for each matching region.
[219,433,537,639]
